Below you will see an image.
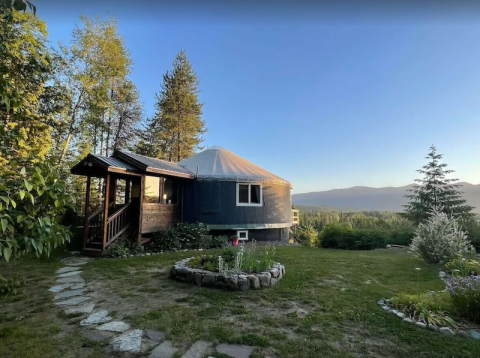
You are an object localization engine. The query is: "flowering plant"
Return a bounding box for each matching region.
[410,210,473,264]
[446,275,480,323]
[445,256,480,277]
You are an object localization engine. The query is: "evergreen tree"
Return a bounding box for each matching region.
[151,50,206,162]
[404,145,474,223]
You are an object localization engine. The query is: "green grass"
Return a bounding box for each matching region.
[2,247,480,357]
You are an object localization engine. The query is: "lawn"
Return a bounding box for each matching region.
[1,246,480,357]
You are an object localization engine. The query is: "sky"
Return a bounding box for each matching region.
[38,1,480,194]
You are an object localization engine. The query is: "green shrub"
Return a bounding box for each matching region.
[296,224,319,246]
[0,274,25,296]
[385,227,415,246]
[319,223,386,250]
[146,223,211,251]
[446,275,480,323]
[110,243,130,258]
[211,235,230,249]
[445,256,480,277]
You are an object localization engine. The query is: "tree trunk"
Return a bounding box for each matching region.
[58,89,85,166]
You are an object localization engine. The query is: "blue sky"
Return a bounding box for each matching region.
[40,1,480,193]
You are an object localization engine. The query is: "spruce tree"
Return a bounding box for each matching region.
[404,145,474,223]
[151,50,206,162]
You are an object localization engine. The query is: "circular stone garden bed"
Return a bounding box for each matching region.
[170,256,286,291]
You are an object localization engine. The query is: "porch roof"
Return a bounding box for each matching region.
[70,154,141,177]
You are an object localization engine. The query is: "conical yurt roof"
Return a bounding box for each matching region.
[178,147,291,186]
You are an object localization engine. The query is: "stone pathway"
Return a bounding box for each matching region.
[51,255,258,357]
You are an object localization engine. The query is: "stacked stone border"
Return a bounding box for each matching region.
[170,257,286,291]
[377,298,480,339]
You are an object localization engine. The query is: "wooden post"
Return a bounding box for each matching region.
[102,174,111,251]
[125,179,130,204]
[83,176,91,249]
[138,175,145,242]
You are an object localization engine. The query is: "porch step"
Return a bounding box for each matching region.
[81,248,103,257]
[87,242,103,248]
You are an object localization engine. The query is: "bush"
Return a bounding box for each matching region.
[446,275,480,323]
[0,274,25,296]
[296,224,319,246]
[445,256,480,277]
[146,223,212,252]
[319,223,386,250]
[410,210,473,264]
[211,235,230,249]
[385,227,415,246]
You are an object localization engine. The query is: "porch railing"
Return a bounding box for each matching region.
[106,201,132,247]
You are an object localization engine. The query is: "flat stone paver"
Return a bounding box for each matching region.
[70,283,85,290]
[182,340,213,358]
[145,329,166,343]
[64,302,95,315]
[57,266,80,274]
[216,344,253,358]
[54,296,91,306]
[57,270,82,278]
[61,257,91,266]
[98,321,131,333]
[80,310,112,326]
[54,288,85,300]
[49,283,73,293]
[57,275,85,284]
[149,340,178,358]
[111,329,143,353]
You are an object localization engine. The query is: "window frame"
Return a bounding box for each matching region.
[237,230,248,241]
[236,183,263,207]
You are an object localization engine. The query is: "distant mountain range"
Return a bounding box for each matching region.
[292,182,480,213]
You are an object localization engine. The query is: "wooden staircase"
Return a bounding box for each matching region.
[82,201,133,257]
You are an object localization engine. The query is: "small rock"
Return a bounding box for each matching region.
[377,299,385,306]
[381,305,390,311]
[146,253,151,256]
[396,312,406,319]
[54,296,91,306]
[185,270,194,283]
[256,274,270,288]
[428,325,439,331]
[415,322,427,329]
[269,269,280,278]
[216,344,253,358]
[56,266,80,274]
[182,340,213,358]
[149,340,178,358]
[80,310,112,326]
[49,283,73,293]
[470,330,480,339]
[111,329,143,353]
[248,275,260,289]
[439,327,455,336]
[64,302,95,315]
[145,330,166,343]
[57,271,82,278]
[439,271,447,278]
[389,309,398,314]
[226,276,239,290]
[193,272,202,285]
[54,288,85,300]
[57,275,85,284]
[201,274,216,287]
[457,330,469,337]
[214,282,226,290]
[238,278,250,291]
[402,318,415,324]
[97,321,130,332]
[270,277,278,286]
[386,244,392,248]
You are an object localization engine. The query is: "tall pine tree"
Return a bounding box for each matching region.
[148,50,206,162]
[404,145,474,223]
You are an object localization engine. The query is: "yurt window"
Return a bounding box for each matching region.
[236,183,263,206]
[144,176,160,203]
[237,230,248,241]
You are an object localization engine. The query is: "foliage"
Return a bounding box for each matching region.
[445,256,480,277]
[0,274,24,296]
[410,210,473,264]
[446,275,480,323]
[187,242,276,275]
[137,50,206,161]
[319,223,387,250]
[0,150,76,261]
[110,243,130,258]
[211,235,230,249]
[404,145,474,223]
[390,291,457,327]
[300,210,415,245]
[463,218,480,250]
[146,223,212,252]
[296,224,319,246]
